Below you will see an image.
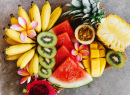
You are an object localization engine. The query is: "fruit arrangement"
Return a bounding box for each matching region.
[3,0,129,95]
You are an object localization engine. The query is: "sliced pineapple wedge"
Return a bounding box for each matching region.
[97,14,130,52]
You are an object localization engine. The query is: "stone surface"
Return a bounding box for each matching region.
[0,0,130,95]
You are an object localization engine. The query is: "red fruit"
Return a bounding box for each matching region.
[49,20,77,43]
[24,80,56,95]
[56,32,74,51]
[54,45,83,69]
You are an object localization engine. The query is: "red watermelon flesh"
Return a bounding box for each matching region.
[56,32,74,51]
[48,57,93,88]
[54,45,70,69]
[49,20,77,43]
[54,45,83,69]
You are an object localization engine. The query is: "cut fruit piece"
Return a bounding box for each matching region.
[37,32,57,48]
[90,41,98,49]
[106,51,125,68]
[99,50,106,57]
[82,59,90,75]
[49,20,77,43]
[56,32,74,51]
[97,14,130,52]
[99,58,106,76]
[91,58,100,77]
[75,25,95,44]
[54,45,83,69]
[38,65,52,78]
[97,42,105,50]
[48,57,93,88]
[82,41,106,77]
[90,49,99,58]
[54,45,70,69]
[39,55,55,69]
[37,45,56,59]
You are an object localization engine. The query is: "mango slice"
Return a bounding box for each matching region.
[91,58,100,77]
[90,41,98,49]
[82,41,106,77]
[91,49,99,58]
[99,50,105,57]
[99,58,106,76]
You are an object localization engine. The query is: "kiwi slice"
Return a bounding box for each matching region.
[106,51,125,68]
[37,45,56,58]
[37,32,57,48]
[39,55,55,69]
[38,65,52,78]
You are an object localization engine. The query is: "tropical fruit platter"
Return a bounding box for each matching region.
[3,0,129,94]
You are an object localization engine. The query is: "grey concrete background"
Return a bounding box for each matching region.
[0,0,130,95]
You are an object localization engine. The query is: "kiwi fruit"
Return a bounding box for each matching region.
[39,55,55,69]
[37,45,56,58]
[38,65,52,78]
[37,32,57,48]
[106,51,125,68]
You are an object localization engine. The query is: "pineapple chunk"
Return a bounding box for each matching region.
[99,50,105,57]
[99,58,106,76]
[90,41,98,49]
[91,58,100,77]
[91,49,99,58]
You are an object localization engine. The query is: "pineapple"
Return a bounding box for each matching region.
[97,14,130,52]
[62,0,105,25]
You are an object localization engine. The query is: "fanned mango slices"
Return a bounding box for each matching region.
[82,41,106,77]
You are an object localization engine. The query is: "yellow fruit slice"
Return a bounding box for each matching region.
[97,14,130,52]
[90,49,99,58]
[90,41,98,49]
[91,58,100,77]
[82,41,106,77]
[99,50,105,57]
[99,58,106,76]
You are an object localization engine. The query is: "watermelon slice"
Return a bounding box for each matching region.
[54,45,83,69]
[49,20,77,43]
[56,32,74,51]
[48,57,93,88]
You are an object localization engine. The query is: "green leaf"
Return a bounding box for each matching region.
[69,9,82,15]
[71,0,82,7]
[83,14,90,18]
[65,3,75,7]
[92,7,98,13]
[89,0,94,4]
[73,13,84,17]
[82,0,91,7]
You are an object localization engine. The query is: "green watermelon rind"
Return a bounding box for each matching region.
[48,74,93,88]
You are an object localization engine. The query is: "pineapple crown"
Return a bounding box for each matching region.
[62,0,105,25]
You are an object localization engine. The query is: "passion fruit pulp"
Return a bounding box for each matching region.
[75,24,95,44]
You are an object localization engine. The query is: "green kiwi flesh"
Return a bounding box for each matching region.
[37,32,57,48]
[37,45,56,58]
[38,65,52,78]
[106,51,125,68]
[39,55,55,69]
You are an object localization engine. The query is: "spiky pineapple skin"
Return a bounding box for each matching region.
[62,0,105,25]
[97,14,130,52]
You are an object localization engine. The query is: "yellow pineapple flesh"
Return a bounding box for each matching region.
[97,14,130,52]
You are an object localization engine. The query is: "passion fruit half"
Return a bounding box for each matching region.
[75,24,95,44]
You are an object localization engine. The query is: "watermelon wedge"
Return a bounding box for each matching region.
[49,20,77,43]
[54,45,83,69]
[48,57,93,88]
[56,32,74,51]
